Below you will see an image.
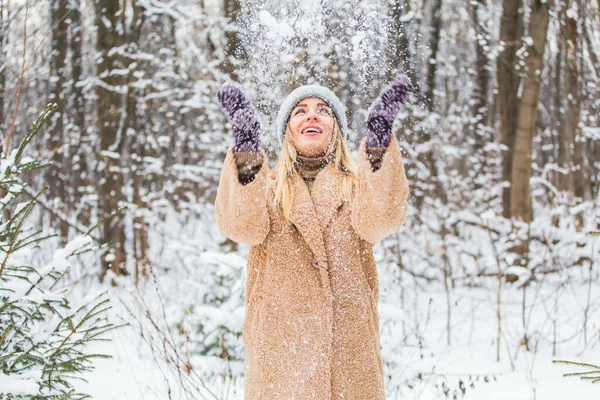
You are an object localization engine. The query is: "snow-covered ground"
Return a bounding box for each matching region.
[82,301,600,400]
[79,247,600,400]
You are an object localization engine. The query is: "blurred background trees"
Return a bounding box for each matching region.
[1,0,596,278]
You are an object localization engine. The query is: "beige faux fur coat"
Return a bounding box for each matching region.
[215,134,409,400]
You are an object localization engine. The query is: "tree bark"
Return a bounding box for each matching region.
[563,5,585,203]
[408,0,445,209]
[470,0,491,180]
[582,1,599,201]
[48,0,69,243]
[497,0,523,218]
[425,0,442,112]
[70,0,85,136]
[472,0,490,131]
[0,0,5,144]
[387,0,419,94]
[555,38,567,193]
[582,17,600,80]
[567,0,587,205]
[124,0,147,283]
[94,0,127,281]
[68,0,90,227]
[221,0,245,81]
[510,0,550,222]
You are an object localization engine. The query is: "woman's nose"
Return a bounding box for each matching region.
[306,109,319,121]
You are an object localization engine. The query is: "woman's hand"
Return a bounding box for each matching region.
[218,83,261,153]
[366,75,413,148]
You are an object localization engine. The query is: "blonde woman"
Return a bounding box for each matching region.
[215,76,411,400]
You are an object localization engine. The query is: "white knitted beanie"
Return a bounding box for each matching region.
[276,85,348,147]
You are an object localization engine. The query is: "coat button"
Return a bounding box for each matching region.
[312,258,319,269]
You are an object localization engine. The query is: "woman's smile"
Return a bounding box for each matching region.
[301,124,323,136]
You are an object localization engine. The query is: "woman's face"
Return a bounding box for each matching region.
[288,97,335,157]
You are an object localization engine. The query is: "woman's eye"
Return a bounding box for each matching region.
[319,108,331,115]
[294,109,305,115]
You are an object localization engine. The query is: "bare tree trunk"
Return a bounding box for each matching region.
[472,0,490,130]
[561,4,576,196]
[417,0,445,205]
[497,0,523,218]
[556,0,586,228]
[568,3,586,205]
[70,0,85,136]
[48,0,69,243]
[470,0,491,183]
[68,0,90,227]
[124,0,147,283]
[425,0,442,111]
[95,0,127,281]
[0,0,5,142]
[555,38,568,193]
[510,0,550,222]
[221,0,245,81]
[582,0,600,202]
[387,0,419,93]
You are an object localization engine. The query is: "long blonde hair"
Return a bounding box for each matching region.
[274,118,357,223]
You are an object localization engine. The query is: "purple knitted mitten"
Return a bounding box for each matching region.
[366,74,413,148]
[218,84,261,153]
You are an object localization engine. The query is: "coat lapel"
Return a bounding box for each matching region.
[311,165,346,232]
[289,166,346,266]
[289,173,327,264]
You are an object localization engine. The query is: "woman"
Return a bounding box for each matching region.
[215,76,411,400]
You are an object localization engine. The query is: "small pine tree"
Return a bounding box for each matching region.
[0,105,116,399]
[178,251,246,381]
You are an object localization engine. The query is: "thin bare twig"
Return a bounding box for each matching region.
[5,0,28,156]
[20,185,101,241]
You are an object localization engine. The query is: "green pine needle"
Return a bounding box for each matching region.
[553,360,600,384]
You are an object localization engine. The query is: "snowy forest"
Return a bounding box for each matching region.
[1,0,599,399]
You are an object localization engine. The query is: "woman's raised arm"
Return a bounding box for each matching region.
[214,84,270,246]
[351,75,412,244]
